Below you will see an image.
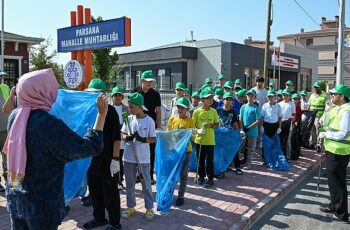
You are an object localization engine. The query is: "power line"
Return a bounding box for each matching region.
[291,0,320,26]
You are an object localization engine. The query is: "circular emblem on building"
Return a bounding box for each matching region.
[64,60,83,88]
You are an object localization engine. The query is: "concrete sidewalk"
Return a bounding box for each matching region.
[0,148,323,230]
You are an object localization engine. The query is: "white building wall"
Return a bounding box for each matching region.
[191,46,221,89]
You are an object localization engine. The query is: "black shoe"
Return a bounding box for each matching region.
[195,177,205,186]
[204,180,214,189]
[215,173,225,179]
[83,219,108,229]
[82,196,93,207]
[0,184,5,192]
[136,176,141,183]
[319,206,334,213]
[175,197,184,206]
[105,224,122,230]
[309,144,315,150]
[326,213,349,222]
[151,179,156,185]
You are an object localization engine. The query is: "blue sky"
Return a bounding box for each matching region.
[5,0,349,65]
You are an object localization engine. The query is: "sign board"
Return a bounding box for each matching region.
[271,55,299,69]
[57,17,131,52]
[64,60,83,88]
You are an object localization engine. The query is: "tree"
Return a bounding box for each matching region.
[91,16,119,90]
[30,38,65,86]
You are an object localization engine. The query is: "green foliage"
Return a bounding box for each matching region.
[29,38,65,86]
[91,16,119,90]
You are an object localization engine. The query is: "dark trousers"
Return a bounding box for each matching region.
[279,120,291,157]
[196,145,214,180]
[150,142,155,180]
[118,149,124,183]
[325,151,349,221]
[233,154,240,169]
[87,174,120,225]
[10,216,58,230]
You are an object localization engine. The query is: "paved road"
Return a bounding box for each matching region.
[252,164,350,230]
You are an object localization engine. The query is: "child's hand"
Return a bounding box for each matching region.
[202,122,212,128]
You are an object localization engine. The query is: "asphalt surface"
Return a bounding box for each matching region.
[252,164,350,230]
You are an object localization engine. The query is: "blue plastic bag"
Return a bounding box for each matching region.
[189,128,241,175]
[155,129,192,211]
[262,134,290,171]
[50,89,99,204]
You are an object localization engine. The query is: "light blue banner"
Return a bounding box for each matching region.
[50,89,99,204]
[155,129,193,212]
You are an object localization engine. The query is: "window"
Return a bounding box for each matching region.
[157,69,168,90]
[306,38,313,46]
[125,70,132,90]
[136,71,141,85]
[4,59,18,88]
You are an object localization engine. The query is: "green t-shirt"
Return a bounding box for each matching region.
[192,107,219,145]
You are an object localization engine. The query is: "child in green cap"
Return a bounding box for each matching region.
[193,87,219,188]
[121,92,156,221]
[166,97,195,206]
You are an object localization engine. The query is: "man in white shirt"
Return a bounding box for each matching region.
[253,76,268,148]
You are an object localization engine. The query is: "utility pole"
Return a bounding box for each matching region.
[1,0,4,79]
[336,0,345,85]
[263,0,273,80]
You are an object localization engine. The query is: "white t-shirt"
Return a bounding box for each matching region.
[121,115,156,164]
[261,102,283,123]
[278,101,295,121]
[253,87,268,108]
[113,105,125,149]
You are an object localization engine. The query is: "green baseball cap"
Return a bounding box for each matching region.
[269,82,276,87]
[313,81,321,88]
[267,90,276,96]
[223,91,235,99]
[87,78,107,92]
[300,90,308,95]
[215,87,224,96]
[282,88,292,95]
[246,89,257,96]
[292,93,301,99]
[191,91,200,98]
[111,86,125,96]
[141,70,155,81]
[329,84,350,99]
[224,80,234,89]
[205,77,213,84]
[200,87,214,99]
[234,85,242,90]
[201,83,210,90]
[175,82,186,90]
[128,92,148,111]
[185,88,191,95]
[285,80,294,86]
[277,89,283,95]
[236,89,248,98]
[175,97,190,108]
[234,79,241,84]
[218,74,225,80]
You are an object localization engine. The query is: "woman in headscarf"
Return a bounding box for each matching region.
[4,69,107,229]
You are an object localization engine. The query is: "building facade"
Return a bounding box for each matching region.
[1,31,44,87]
[117,39,306,93]
[278,16,350,87]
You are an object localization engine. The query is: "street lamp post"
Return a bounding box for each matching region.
[1,0,4,83]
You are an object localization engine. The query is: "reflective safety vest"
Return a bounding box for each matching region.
[309,92,327,118]
[324,104,350,155]
[0,83,9,101]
